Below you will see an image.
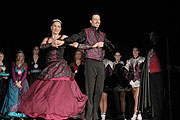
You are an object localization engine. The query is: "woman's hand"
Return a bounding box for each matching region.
[51,40,58,48]
[69,42,79,48]
[56,40,65,47]
[16,81,22,88]
[3,76,8,79]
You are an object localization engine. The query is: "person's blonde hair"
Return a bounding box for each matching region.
[16,50,26,69]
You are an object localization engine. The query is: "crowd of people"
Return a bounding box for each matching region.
[0,12,170,120]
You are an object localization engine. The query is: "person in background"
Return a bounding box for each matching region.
[100,50,113,120]
[0,50,29,120]
[124,47,145,120]
[70,49,86,94]
[112,51,130,120]
[138,31,166,120]
[27,46,43,87]
[0,51,9,120]
[0,51,9,80]
[17,19,90,120]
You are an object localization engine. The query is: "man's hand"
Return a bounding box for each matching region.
[97,42,104,48]
[93,42,104,48]
[69,42,79,48]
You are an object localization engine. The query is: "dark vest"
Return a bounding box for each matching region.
[84,28,104,61]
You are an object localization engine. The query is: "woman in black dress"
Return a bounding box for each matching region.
[27,46,43,87]
[0,51,9,119]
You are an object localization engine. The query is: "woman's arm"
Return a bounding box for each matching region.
[40,37,53,49]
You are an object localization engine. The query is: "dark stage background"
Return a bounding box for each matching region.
[0,1,179,119]
[1,1,172,62]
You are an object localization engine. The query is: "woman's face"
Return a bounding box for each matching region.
[75,51,82,60]
[17,53,24,62]
[114,52,121,61]
[33,46,39,55]
[51,21,62,34]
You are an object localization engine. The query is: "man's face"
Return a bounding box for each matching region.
[90,14,101,29]
[149,32,158,43]
[132,48,139,57]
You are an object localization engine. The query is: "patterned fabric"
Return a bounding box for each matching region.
[148,49,162,73]
[0,65,9,114]
[12,62,27,83]
[30,70,41,73]
[45,37,65,63]
[125,56,145,82]
[84,28,104,61]
[17,40,88,120]
[38,59,73,80]
[0,65,29,118]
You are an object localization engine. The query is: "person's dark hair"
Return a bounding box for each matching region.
[33,46,40,50]
[0,51,4,56]
[132,47,139,51]
[48,19,63,37]
[90,12,100,20]
[150,26,162,38]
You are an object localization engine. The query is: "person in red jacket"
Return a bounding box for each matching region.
[138,30,166,120]
[70,49,86,94]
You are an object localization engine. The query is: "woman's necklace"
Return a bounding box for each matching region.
[16,63,23,75]
[33,55,39,69]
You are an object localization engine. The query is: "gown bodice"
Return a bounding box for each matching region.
[45,37,66,63]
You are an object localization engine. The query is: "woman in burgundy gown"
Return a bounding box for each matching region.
[17,19,88,120]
